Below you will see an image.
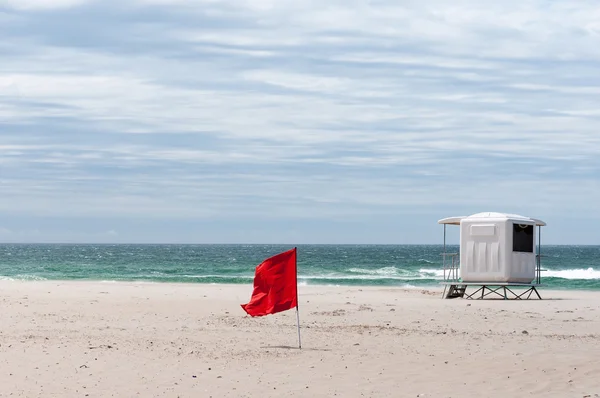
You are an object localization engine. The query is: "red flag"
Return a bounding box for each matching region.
[241,248,298,317]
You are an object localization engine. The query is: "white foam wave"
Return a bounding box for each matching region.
[148,272,438,282]
[347,266,445,280]
[341,267,600,281]
[544,268,600,280]
[11,274,47,281]
[348,267,406,276]
[303,283,419,289]
[300,274,436,281]
[418,268,445,278]
[417,267,600,280]
[179,275,254,280]
[5,268,599,284]
[130,274,255,280]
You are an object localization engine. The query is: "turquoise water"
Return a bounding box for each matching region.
[0,244,599,290]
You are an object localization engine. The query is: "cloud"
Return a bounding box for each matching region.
[0,0,90,11]
[2,0,600,242]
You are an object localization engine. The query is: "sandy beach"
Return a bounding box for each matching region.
[1,281,599,397]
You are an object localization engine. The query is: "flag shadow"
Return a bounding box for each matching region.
[261,345,332,352]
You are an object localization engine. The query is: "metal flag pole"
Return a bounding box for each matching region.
[295,247,302,349]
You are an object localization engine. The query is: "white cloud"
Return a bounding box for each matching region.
[2,0,600,242]
[242,70,349,93]
[0,0,90,10]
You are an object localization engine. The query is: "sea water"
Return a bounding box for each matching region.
[0,244,599,290]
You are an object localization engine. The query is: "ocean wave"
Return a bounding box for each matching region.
[179,274,254,279]
[300,274,437,281]
[313,283,419,289]
[347,266,448,279]
[5,274,48,281]
[0,273,435,283]
[348,267,406,276]
[417,267,600,281]
[544,268,600,280]
[12,268,600,284]
[136,273,434,285]
[419,268,445,278]
[155,273,437,282]
[163,269,600,281]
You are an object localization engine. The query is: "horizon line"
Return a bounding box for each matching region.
[0,242,598,247]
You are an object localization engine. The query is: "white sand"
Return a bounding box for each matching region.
[1,281,600,397]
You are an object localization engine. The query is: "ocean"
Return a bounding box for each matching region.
[1,244,599,290]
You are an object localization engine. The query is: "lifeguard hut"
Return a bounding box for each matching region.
[438,212,545,300]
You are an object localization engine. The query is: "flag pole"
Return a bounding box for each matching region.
[295,247,302,349]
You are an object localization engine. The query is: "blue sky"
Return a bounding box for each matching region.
[1,0,600,244]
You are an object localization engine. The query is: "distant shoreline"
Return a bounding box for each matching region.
[1,277,599,292]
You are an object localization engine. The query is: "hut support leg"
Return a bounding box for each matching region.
[462,285,542,300]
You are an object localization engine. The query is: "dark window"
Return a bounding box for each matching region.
[513,224,534,253]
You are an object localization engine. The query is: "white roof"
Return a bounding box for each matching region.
[438,212,546,226]
[437,216,466,225]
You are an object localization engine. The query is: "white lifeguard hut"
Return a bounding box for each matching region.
[438,212,546,300]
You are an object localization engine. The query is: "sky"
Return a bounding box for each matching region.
[1,0,600,244]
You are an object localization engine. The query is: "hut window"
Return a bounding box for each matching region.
[513,224,534,253]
